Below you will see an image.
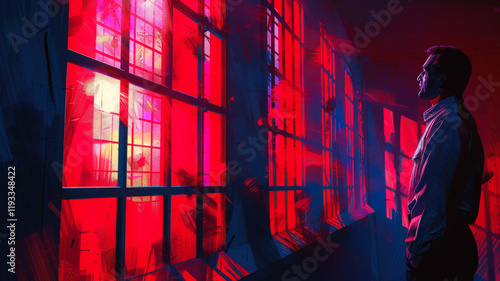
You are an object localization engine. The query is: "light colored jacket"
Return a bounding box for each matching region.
[405,95,484,267]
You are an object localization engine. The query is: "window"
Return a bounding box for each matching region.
[384,109,419,228]
[341,68,368,220]
[320,30,343,229]
[61,0,226,279]
[266,0,306,235]
[344,70,355,214]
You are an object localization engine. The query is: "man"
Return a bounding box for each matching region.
[405,46,484,281]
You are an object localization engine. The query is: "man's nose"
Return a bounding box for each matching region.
[417,74,422,82]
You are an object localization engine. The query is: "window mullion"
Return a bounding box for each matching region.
[116,0,131,279]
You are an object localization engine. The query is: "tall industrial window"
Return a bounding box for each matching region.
[266,0,306,236]
[61,0,226,279]
[384,108,419,228]
[320,29,343,229]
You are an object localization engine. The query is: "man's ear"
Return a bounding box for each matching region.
[436,72,446,88]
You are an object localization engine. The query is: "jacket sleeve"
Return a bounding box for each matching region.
[405,119,464,268]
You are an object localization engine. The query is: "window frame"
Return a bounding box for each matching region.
[60,0,228,279]
[266,0,307,235]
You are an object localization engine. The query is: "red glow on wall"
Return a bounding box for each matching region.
[125,196,166,279]
[171,194,197,264]
[59,198,117,280]
[216,252,249,280]
[176,259,226,281]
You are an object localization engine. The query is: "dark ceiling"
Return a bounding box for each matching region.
[332,0,500,62]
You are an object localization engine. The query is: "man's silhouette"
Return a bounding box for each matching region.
[405,46,484,281]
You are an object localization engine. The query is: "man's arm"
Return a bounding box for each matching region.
[406,118,464,267]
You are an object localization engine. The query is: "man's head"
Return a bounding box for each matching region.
[417,46,472,100]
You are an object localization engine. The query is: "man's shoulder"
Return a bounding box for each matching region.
[434,102,473,133]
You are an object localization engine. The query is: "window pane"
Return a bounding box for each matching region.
[172,101,198,186]
[130,0,170,84]
[125,196,166,279]
[274,0,282,16]
[203,112,225,186]
[205,0,223,29]
[173,9,200,98]
[69,0,122,68]
[269,191,286,233]
[204,33,224,107]
[400,115,418,157]
[180,0,199,13]
[63,63,120,187]
[285,0,292,27]
[128,84,170,187]
[171,194,197,264]
[59,198,117,280]
[203,193,225,256]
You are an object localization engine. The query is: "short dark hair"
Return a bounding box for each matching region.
[425,46,472,96]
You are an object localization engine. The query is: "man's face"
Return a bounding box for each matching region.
[417,55,442,100]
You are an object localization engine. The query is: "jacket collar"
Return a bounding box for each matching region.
[423,95,463,123]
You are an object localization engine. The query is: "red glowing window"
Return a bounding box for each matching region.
[383,109,419,228]
[324,189,343,228]
[400,115,418,157]
[205,0,224,29]
[171,101,199,187]
[321,31,336,188]
[181,0,199,13]
[129,0,169,84]
[171,194,197,264]
[204,112,226,186]
[64,0,227,273]
[59,198,117,280]
[173,9,200,98]
[383,109,396,222]
[269,190,310,234]
[274,0,282,16]
[267,0,306,235]
[63,63,120,187]
[267,3,304,188]
[344,70,357,215]
[128,85,170,187]
[204,32,225,107]
[384,108,395,144]
[69,0,122,67]
[358,97,366,208]
[203,193,226,256]
[125,196,166,279]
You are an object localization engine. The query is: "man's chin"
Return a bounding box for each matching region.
[418,90,438,100]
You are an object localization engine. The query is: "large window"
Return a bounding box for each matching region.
[320,30,343,229]
[266,0,306,235]
[384,108,420,228]
[61,0,226,279]
[344,70,355,213]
